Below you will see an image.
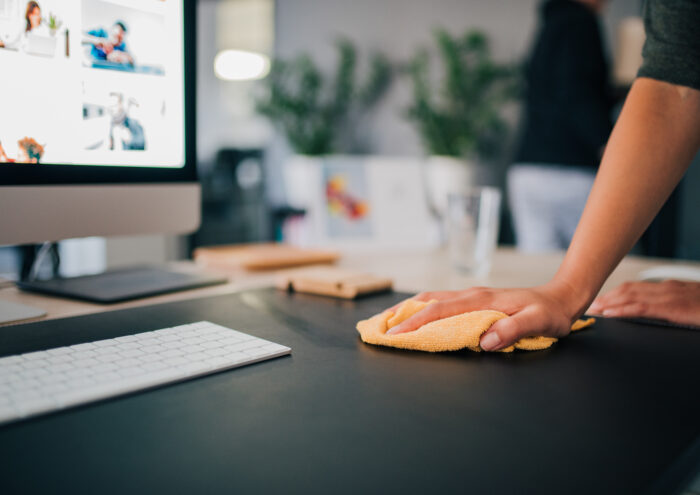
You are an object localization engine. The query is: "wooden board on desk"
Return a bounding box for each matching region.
[277,266,393,299]
[194,243,340,271]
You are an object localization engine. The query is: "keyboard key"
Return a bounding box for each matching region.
[46,347,72,355]
[177,361,214,376]
[92,371,121,384]
[93,339,119,348]
[96,353,121,363]
[243,347,274,358]
[141,361,168,373]
[18,367,51,380]
[138,353,163,364]
[115,358,141,368]
[22,351,49,361]
[94,345,119,355]
[116,342,140,351]
[72,358,100,368]
[203,348,228,357]
[119,349,145,359]
[237,341,264,351]
[0,356,24,364]
[162,356,189,367]
[117,367,143,378]
[70,343,97,351]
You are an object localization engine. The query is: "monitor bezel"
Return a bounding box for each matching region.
[0,0,197,186]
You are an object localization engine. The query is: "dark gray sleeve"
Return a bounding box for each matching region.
[637,0,700,90]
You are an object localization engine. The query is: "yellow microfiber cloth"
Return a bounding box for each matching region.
[357,299,595,353]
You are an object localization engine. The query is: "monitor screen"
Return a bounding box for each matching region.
[0,0,186,169]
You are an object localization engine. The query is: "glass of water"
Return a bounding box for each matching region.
[446,188,502,277]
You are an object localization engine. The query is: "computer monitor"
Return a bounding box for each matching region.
[0,0,199,246]
[0,1,225,317]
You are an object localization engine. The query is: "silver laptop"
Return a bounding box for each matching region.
[25,33,56,57]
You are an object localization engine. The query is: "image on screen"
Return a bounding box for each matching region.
[0,0,185,168]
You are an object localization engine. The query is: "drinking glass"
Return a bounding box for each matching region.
[446,188,502,276]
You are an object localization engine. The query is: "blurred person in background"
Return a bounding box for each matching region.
[508,0,615,252]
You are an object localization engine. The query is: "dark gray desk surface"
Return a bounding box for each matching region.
[1,288,699,495]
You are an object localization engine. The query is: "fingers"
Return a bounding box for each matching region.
[378,289,478,318]
[386,296,489,335]
[598,302,649,318]
[383,292,442,315]
[384,297,414,315]
[590,281,670,313]
[385,303,446,335]
[590,280,700,325]
[480,305,568,351]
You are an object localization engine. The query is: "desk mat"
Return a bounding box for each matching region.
[1,288,699,495]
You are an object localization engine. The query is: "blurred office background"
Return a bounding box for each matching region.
[2,0,699,280]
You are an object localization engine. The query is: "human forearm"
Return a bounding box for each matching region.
[552,78,700,317]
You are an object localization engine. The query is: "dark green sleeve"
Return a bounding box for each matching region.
[637,0,700,90]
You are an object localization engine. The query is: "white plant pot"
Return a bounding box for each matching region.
[283,154,324,211]
[282,154,325,246]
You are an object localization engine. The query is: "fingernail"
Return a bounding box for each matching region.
[602,309,617,317]
[386,326,400,335]
[480,332,501,351]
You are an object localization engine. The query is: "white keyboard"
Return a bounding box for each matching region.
[0,321,291,425]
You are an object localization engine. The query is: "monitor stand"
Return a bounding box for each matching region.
[16,265,228,304]
[0,299,47,325]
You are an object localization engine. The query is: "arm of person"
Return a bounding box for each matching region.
[386,78,700,351]
[83,30,107,45]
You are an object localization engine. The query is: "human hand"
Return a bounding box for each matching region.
[384,281,587,351]
[98,42,113,55]
[589,280,700,327]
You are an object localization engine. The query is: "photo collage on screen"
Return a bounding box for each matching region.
[0,0,185,168]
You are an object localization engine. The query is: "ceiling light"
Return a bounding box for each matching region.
[214,49,270,81]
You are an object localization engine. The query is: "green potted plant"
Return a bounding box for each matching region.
[405,29,518,215]
[47,13,62,36]
[255,39,392,221]
[256,39,391,156]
